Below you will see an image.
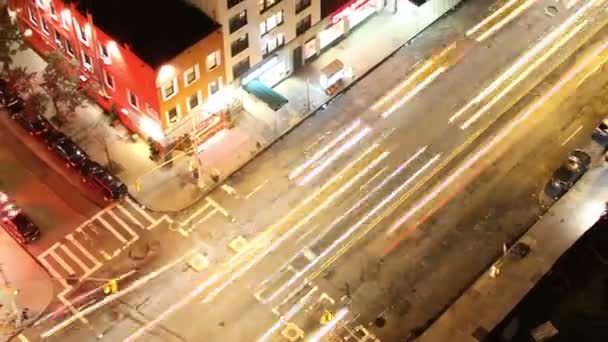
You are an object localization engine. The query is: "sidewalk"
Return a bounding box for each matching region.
[417,145,608,342]
[0,229,53,341]
[9,0,461,212]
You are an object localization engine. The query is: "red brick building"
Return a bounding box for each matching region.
[8,0,228,146]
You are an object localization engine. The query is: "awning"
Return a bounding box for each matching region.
[243,79,289,111]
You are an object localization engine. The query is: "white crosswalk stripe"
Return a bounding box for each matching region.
[37,199,161,288]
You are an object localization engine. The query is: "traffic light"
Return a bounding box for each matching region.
[103,279,118,294]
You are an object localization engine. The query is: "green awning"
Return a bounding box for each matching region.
[243,80,288,111]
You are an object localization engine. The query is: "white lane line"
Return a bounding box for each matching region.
[380,67,446,118]
[66,235,101,267]
[298,127,373,186]
[288,120,362,180]
[196,209,218,225]
[206,197,229,217]
[245,179,269,199]
[124,197,156,224]
[59,245,90,273]
[466,0,521,37]
[37,256,70,288]
[38,242,60,259]
[96,216,128,244]
[107,211,139,246]
[371,60,433,111]
[561,125,583,145]
[359,166,387,191]
[183,201,212,225]
[115,203,145,229]
[476,0,538,42]
[49,250,76,275]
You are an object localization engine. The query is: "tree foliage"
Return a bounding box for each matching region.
[0,9,26,73]
[39,50,95,123]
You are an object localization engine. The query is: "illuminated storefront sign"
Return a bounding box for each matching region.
[330,0,370,25]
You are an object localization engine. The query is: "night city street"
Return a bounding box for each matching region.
[3,0,608,341]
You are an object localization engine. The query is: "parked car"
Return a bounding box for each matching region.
[51,137,89,168]
[1,211,40,244]
[79,160,128,201]
[0,191,19,219]
[545,150,591,199]
[0,79,24,113]
[11,112,51,135]
[41,129,67,147]
[592,117,608,145]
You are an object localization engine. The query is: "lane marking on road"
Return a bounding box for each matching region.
[66,234,101,267]
[115,203,145,229]
[37,257,70,288]
[466,0,523,37]
[107,211,139,242]
[96,216,128,244]
[475,0,539,43]
[124,196,156,224]
[359,166,387,191]
[221,184,239,196]
[245,179,269,199]
[380,67,446,118]
[38,242,60,258]
[561,125,583,145]
[59,244,90,273]
[49,249,76,275]
[288,120,362,180]
[182,201,212,225]
[371,60,434,111]
[566,0,581,9]
[206,197,229,217]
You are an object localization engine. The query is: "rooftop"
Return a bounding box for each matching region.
[68,0,219,68]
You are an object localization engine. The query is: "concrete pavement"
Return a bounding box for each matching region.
[0,229,53,341]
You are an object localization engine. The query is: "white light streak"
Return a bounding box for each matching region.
[307,307,350,342]
[476,0,538,42]
[381,67,446,118]
[289,120,362,180]
[298,127,372,186]
[372,61,433,111]
[466,0,521,37]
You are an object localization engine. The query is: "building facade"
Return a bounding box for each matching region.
[9,0,228,147]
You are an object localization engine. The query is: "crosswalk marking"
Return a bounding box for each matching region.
[59,244,90,273]
[125,197,156,224]
[97,216,127,243]
[38,257,69,288]
[108,211,138,240]
[66,234,100,266]
[115,204,144,229]
[183,201,212,225]
[48,250,75,275]
[206,197,229,217]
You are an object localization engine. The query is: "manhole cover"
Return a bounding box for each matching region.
[374,316,386,328]
[545,6,558,17]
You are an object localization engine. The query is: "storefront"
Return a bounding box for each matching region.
[241,55,290,88]
[319,0,379,50]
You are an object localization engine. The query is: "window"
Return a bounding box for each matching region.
[183,64,200,86]
[260,10,283,35]
[206,51,220,70]
[78,23,89,45]
[161,78,178,100]
[104,71,114,89]
[65,39,74,56]
[128,89,139,109]
[260,0,280,12]
[62,10,71,29]
[232,57,250,79]
[54,30,62,47]
[209,80,221,96]
[295,0,311,14]
[99,44,109,60]
[186,91,202,111]
[81,52,93,70]
[231,34,249,57]
[229,10,247,33]
[227,0,244,9]
[167,105,181,124]
[50,2,57,19]
[262,33,285,57]
[28,6,38,25]
[41,18,50,34]
[296,15,311,36]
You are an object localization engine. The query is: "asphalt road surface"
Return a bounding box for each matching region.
[22,0,608,341]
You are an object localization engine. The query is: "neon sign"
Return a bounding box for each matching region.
[330,0,370,25]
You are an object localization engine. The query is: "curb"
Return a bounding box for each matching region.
[134,6,460,214]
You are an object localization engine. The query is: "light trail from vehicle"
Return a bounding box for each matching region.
[466,0,522,37]
[449,0,599,124]
[259,147,427,304]
[383,34,608,255]
[288,120,362,180]
[371,61,434,110]
[380,67,446,118]
[471,0,539,42]
[298,126,372,186]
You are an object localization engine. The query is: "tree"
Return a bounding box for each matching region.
[0,8,27,73]
[39,50,96,124]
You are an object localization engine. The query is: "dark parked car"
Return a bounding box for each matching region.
[41,129,67,146]
[1,212,41,244]
[592,117,608,145]
[545,150,591,199]
[10,112,51,135]
[51,137,89,168]
[79,160,128,201]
